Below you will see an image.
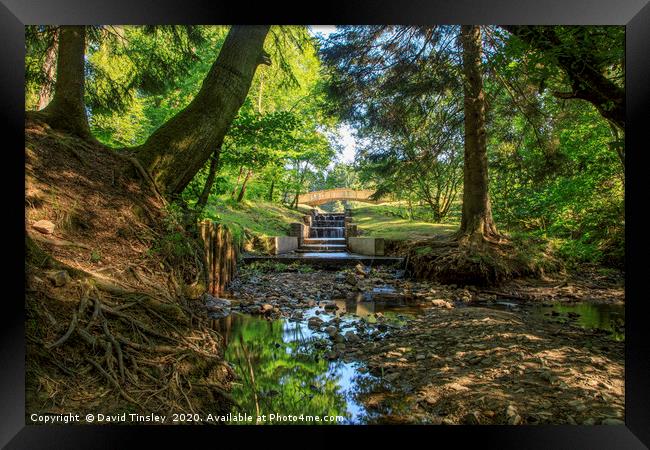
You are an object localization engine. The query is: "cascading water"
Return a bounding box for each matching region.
[296,212,347,252]
[310,213,345,239]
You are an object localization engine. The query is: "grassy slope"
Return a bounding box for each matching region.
[201,199,459,245]
[203,198,307,243]
[350,203,458,241]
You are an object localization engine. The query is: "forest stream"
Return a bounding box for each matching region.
[207,265,625,425]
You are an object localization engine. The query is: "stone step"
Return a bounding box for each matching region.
[303,238,346,245]
[312,221,345,227]
[295,248,347,253]
[297,244,347,252]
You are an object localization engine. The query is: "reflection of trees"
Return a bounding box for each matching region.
[552,304,625,341]
[223,315,353,424]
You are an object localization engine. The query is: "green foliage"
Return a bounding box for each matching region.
[24,24,625,269]
[222,314,356,423]
[246,261,314,274]
[486,56,624,266]
[150,203,199,265]
[200,198,305,249]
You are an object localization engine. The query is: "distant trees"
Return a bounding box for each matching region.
[322,26,465,223]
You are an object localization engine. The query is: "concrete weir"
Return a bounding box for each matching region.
[243,208,404,267]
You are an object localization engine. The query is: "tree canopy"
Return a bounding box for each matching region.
[25,24,625,265]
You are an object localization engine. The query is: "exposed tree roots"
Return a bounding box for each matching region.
[405,233,563,286]
[26,269,235,421]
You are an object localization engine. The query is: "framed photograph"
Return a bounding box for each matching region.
[4,0,649,447]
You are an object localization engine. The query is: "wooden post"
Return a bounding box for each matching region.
[199,220,237,297]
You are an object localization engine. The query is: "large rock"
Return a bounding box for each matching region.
[383,372,400,382]
[203,293,232,308]
[506,405,522,425]
[462,411,481,425]
[345,331,361,344]
[323,302,339,311]
[204,294,232,319]
[33,220,55,235]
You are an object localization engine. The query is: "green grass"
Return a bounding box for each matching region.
[349,203,458,241]
[203,197,306,243]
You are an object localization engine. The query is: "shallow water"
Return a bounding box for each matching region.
[213,286,624,424]
[213,299,424,425]
[483,300,625,341]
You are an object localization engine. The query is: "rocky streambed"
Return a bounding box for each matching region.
[203,263,625,425]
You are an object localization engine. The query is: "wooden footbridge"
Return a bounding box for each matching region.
[297,189,388,207]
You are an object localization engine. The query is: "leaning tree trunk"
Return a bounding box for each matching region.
[458,25,499,241]
[195,148,221,211]
[38,26,91,139]
[135,26,271,198]
[236,169,253,202]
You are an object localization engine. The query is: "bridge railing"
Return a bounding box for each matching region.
[297,188,384,206]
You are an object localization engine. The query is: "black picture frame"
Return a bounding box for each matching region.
[3,0,648,447]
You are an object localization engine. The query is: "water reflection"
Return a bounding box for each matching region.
[213,311,380,424]
[484,300,625,341]
[531,302,625,341]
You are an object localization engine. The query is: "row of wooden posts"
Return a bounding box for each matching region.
[199,220,237,297]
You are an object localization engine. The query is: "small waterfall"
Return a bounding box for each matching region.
[310,213,345,239]
[297,212,347,252]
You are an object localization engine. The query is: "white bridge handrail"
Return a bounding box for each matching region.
[297,188,387,206]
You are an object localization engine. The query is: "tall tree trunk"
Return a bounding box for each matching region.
[236,169,253,202]
[195,148,221,211]
[36,30,59,111]
[135,26,271,198]
[267,178,275,201]
[458,25,498,241]
[231,165,244,199]
[39,26,91,139]
[292,165,306,209]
